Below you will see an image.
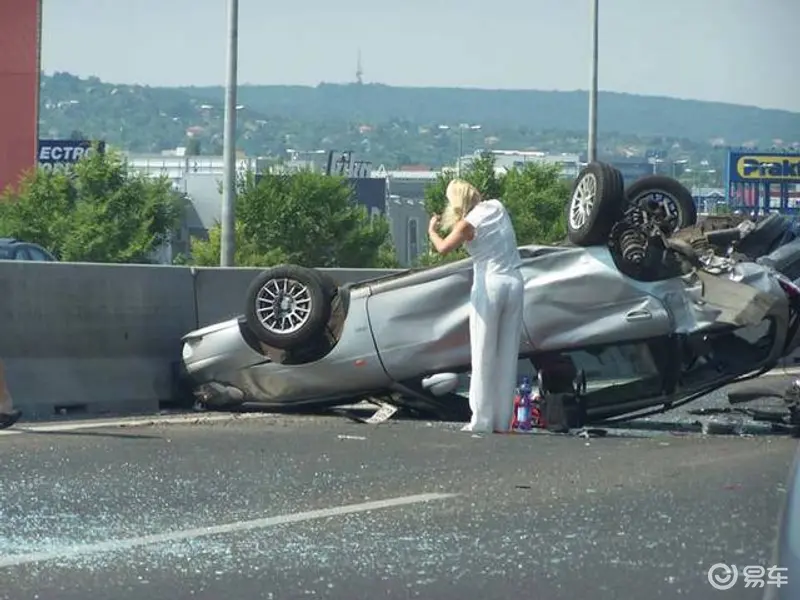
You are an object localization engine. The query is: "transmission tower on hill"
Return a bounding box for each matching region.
[356,49,363,85]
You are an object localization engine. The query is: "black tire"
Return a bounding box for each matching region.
[315,270,340,300]
[625,175,697,232]
[566,162,626,246]
[244,265,333,350]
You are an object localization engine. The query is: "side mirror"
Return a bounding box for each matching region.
[421,372,459,397]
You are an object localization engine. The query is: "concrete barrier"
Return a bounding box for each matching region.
[0,260,197,419]
[192,267,401,327]
[0,261,400,420]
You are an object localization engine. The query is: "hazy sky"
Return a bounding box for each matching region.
[41,0,800,112]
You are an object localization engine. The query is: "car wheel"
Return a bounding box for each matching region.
[566,162,625,246]
[244,265,333,350]
[315,270,340,300]
[625,175,697,233]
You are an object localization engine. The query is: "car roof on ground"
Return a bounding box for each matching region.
[0,238,20,245]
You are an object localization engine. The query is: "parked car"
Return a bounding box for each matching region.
[0,238,56,262]
[179,162,800,428]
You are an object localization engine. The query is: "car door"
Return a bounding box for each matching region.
[366,260,535,381]
[517,246,676,351]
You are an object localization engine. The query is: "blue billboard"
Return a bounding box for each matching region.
[37,139,105,170]
[725,150,800,215]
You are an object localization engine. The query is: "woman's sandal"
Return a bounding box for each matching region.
[0,410,21,430]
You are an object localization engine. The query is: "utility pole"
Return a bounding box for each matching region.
[220,0,239,267]
[587,0,599,163]
[457,128,464,177]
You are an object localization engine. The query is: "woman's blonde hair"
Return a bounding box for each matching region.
[441,179,482,230]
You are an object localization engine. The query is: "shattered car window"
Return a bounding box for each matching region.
[571,343,660,386]
[0,247,14,259]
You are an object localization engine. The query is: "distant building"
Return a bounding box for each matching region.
[375,165,439,202]
[373,165,439,266]
[122,149,269,262]
[278,149,329,174]
[591,155,653,184]
[124,150,267,186]
[123,149,429,267]
[457,150,582,180]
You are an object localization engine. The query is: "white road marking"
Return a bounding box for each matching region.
[765,366,800,377]
[0,492,457,569]
[0,411,280,436]
[0,403,375,437]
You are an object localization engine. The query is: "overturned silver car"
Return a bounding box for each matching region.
[180,162,800,429]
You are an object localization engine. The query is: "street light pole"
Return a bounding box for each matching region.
[587,0,599,163]
[456,123,481,177]
[220,0,239,267]
[457,128,464,177]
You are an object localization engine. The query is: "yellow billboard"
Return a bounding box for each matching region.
[734,155,800,182]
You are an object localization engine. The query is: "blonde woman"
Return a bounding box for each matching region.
[0,360,21,429]
[427,179,524,433]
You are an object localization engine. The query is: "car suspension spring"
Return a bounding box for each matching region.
[619,227,648,264]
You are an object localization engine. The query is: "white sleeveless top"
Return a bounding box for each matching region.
[463,199,522,275]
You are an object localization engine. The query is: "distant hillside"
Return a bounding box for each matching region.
[180,83,800,146]
[36,73,798,173]
[39,72,284,155]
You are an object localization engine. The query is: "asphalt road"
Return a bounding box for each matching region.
[0,411,797,600]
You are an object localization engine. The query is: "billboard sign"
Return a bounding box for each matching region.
[37,139,106,170]
[728,151,800,184]
[326,150,372,178]
[347,177,387,216]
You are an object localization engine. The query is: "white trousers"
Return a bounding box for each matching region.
[465,268,524,433]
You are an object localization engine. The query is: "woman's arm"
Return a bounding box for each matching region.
[428,216,474,255]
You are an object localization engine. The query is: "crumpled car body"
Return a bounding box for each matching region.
[180,241,800,425]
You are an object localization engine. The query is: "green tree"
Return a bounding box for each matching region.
[0,147,185,263]
[423,153,504,219]
[186,220,289,266]
[501,161,570,244]
[186,169,400,268]
[418,154,570,266]
[419,153,504,265]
